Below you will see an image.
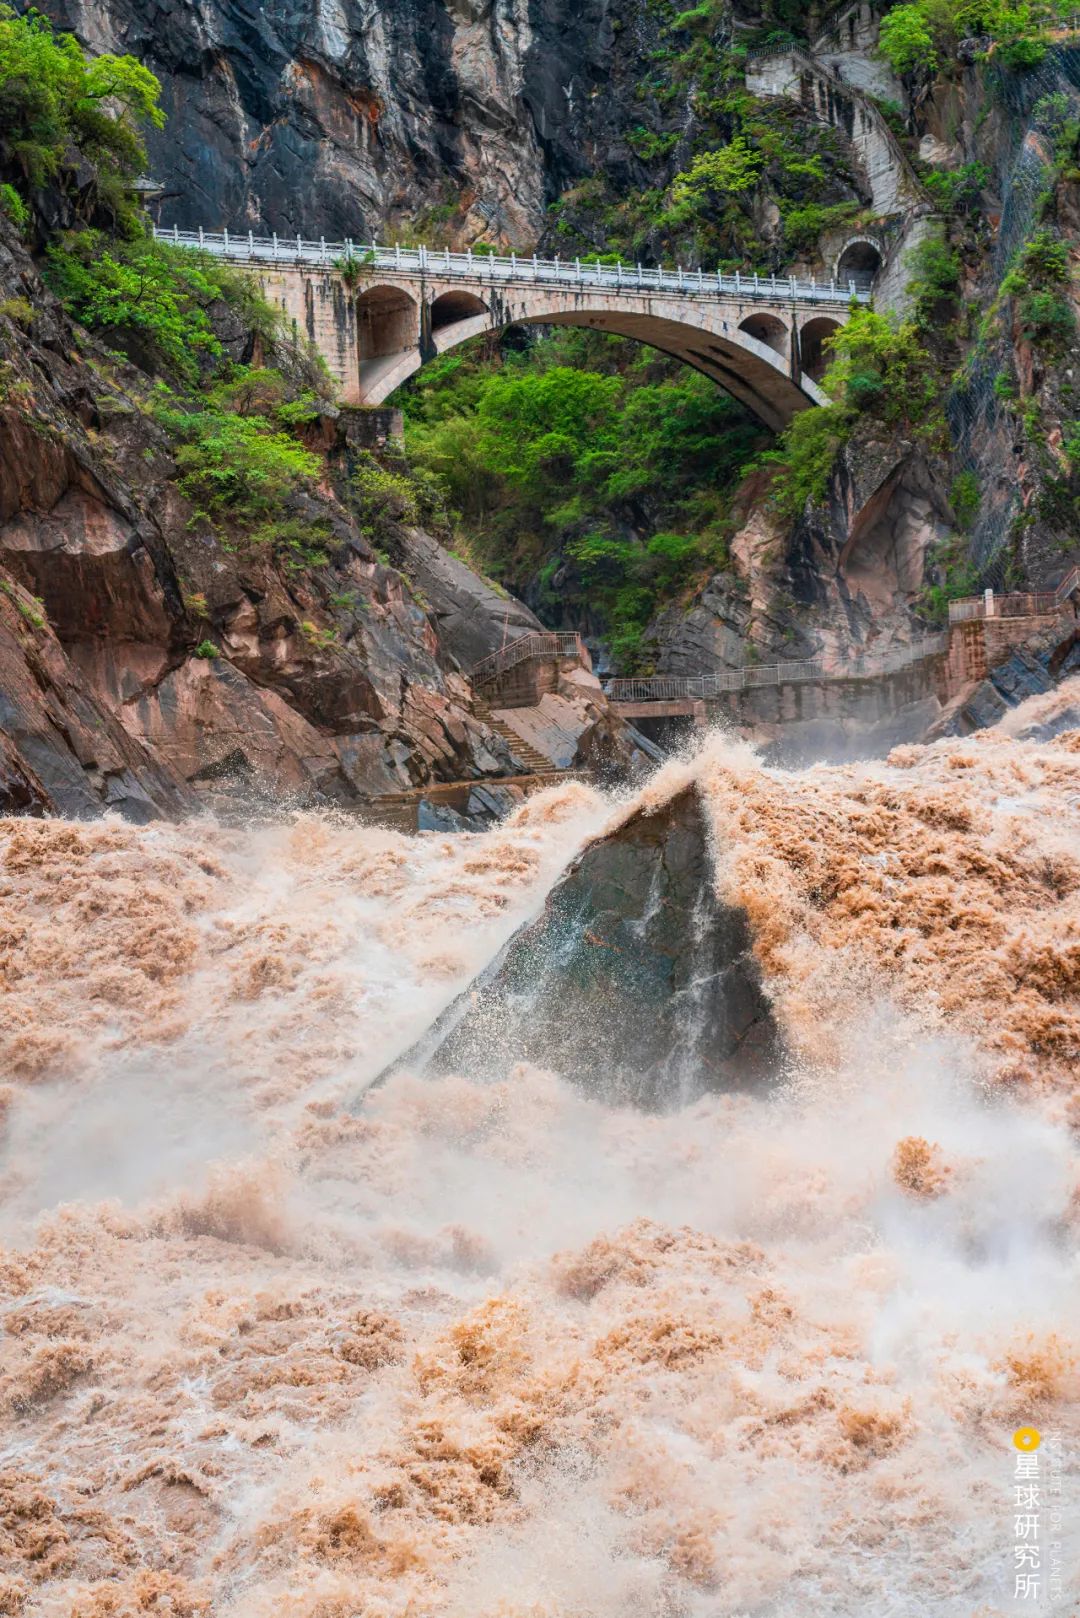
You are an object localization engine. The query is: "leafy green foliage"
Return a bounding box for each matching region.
[672,136,764,203]
[949,469,981,529]
[162,408,322,541]
[0,294,32,328]
[906,234,962,321]
[877,0,1066,76]
[403,329,764,668]
[45,233,282,385]
[0,179,27,230]
[352,452,422,538]
[194,639,219,660]
[1000,228,1076,355]
[921,161,989,214]
[0,5,163,221]
[826,309,945,430]
[917,533,981,625]
[756,308,949,520]
[879,3,938,73]
[152,359,332,564]
[1018,289,1075,350]
[757,404,851,521]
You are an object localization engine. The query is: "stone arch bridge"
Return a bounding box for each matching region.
[156,228,870,432]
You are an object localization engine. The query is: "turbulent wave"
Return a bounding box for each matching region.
[1,686,1078,1616]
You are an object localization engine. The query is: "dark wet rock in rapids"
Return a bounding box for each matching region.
[417,785,783,1106]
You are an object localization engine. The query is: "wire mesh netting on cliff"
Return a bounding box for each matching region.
[946,45,1080,587]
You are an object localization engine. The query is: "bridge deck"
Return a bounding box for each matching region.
[153,228,871,309]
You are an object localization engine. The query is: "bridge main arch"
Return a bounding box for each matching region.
[171,232,863,430]
[361,281,833,431]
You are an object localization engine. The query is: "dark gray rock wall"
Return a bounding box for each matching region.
[28,0,634,245]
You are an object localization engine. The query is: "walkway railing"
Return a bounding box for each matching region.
[948,568,1080,624]
[471,632,586,689]
[605,635,948,703]
[152,226,872,308]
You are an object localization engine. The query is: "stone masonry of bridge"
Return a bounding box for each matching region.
[158,231,869,432]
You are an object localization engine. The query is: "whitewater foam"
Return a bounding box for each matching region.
[1,695,1078,1616]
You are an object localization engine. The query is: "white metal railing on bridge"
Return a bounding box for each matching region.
[152,226,872,308]
[471,632,586,689]
[604,635,949,704]
[948,568,1080,624]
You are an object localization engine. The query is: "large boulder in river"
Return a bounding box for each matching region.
[420,786,783,1107]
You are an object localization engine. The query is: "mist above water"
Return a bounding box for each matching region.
[1,689,1078,1616]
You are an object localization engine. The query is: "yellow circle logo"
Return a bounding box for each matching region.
[1014,1427,1041,1451]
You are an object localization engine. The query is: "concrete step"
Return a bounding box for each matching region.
[474,704,555,774]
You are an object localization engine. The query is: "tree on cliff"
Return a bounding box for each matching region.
[0,5,162,224]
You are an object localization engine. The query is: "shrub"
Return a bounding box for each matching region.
[1009,229,1070,288]
[917,534,981,625]
[1019,290,1075,352]
[878,0,1052,77]
[672,137,764,204]
[826,309,943,430]
[165,410,322,540]
[194,639,219,659]
[352,452,421,536]
[45,235,284,385]
[922,162,989,215]
[0,294,32,328]
[0,180,28,231]
[949,470,981,530]
[906,235,962,321]
[879,3,938,73]
[760,403,851,520]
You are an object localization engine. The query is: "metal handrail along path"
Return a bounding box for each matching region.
[604,636,949,703]
[948,568,1080,624]
[471,632,586,689]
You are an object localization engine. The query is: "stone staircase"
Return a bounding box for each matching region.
[474,701,556,774]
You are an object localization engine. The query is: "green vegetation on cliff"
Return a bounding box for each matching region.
[403,329,764,666]
[44,231,279,385]
[0,3,162,225]
[545,7,863,272]
[878,0,1074,75]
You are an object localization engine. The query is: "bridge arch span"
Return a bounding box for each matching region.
[363,287,830,430]
[430,288,488,330]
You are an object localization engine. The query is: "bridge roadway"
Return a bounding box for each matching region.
[155,227,871,430]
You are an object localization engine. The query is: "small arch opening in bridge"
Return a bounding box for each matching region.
[431,289,488,332]
[835,238,882,291]
[738,313,788,358]
[800,316,843,384]
[355,284,419,361]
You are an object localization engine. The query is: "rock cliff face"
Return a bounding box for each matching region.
[33,0,626,246]
[8,0,1080,762]
[0,216,551,818]
[419,785,782,1105]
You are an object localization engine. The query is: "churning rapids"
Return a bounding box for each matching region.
[2,685,1080,1617]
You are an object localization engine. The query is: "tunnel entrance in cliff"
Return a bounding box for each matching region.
[836,239,882,291]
